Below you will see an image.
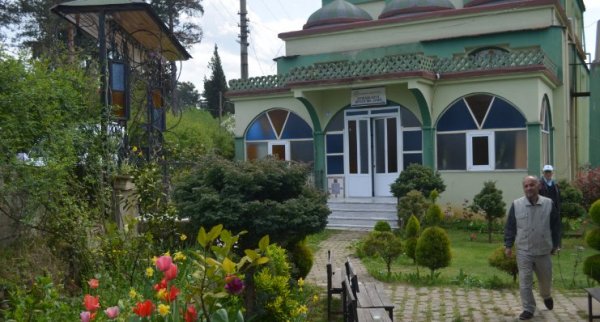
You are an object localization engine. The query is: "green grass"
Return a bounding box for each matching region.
[360,228,597,290]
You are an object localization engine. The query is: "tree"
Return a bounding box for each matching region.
[176,81,201,110]
[150,0,204,48]
[172,156,330,251]
[471,181,506,243]
[391,164,445,200]
[203,44,231,118]
[415,227,451,279]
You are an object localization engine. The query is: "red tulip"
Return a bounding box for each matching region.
[156,255,173,272]
[133,300,154,318]
[153,278,168,291]
[184,304,198,322]
[164,263,178,281]
[164,286,179,302]
[87,279,99,289]
[83,294,100,312]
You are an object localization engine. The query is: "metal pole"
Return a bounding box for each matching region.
[240,0,249,80]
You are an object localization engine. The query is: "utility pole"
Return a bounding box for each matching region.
[239,0,249,80]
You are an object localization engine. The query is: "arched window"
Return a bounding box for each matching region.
[245,109,314,162]
[436,94,527,171]
[541,96,551,166]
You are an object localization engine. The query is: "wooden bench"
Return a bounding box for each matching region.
[327,250,344,320]
[585,287,600,321]
[345,259,394,321]
[342,276,392,322]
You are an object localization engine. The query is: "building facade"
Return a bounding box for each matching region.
[227,0,596,206]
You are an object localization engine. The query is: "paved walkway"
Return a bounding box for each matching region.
[306,230,592,322]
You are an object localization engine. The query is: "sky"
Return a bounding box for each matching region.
[178,0,600,92]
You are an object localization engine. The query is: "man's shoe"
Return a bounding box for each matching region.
[519,311,534,320]
[544,297,554,310]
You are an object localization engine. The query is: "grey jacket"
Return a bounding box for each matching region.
[504,195,561,255]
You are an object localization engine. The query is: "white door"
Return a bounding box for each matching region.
[344,108,401,197]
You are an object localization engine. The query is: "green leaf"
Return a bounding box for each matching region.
[208,224,224,241]
[258,235,269,251]
[222,257,235,273]
[244,249,259,260]
[206,258,221,267]
[210,308,229,322]
[197,227,208,248]
[235,310,245,322]
[255,256,270,265]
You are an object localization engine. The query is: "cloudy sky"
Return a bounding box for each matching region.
[178,0,600,92]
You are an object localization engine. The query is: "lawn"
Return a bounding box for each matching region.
[360,228,597,290]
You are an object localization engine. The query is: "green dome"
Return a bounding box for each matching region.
[379,0,454,19]
[464,0,511,7]
[304,0,373,29]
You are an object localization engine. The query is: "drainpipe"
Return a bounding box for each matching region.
[589,21,600,167]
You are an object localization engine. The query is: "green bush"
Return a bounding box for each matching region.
[374,221,392,232]
[415,227,452,278]
[397,190,429,226]
[488,246,518,283]
[288,239,313,280]
[558,179,586,221]
[423,203,443,227]
[583,254,600,283]
[590,199,600,226]
[173,156,330,251]
[471,181,506,243]
[586,229,600,253]
[391,164,446,199]
[405,215,420,238]
[405,238,418,264]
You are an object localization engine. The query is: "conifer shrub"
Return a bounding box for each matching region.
[415,226,451,278]
[288,238,313,280]
[405,215,421,264]
[423,202,443,227]
[558,179,586,220]
[584,199,600,283]
[397,190,428,227]
[374,221,392,232]
[471,181,506,243]
[391,164,446,199]
[488,246,518,283]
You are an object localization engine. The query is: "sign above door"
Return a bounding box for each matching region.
[351,87,386,107]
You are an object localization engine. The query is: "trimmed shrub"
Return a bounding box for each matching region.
[374,221,392,232]
[405,238,418,264]
[586,229,600,251]
[288,238,313,280]
[397,190,428,226]
[423,203,443,228]
[415,226,452,278]
[558,179,586,221]
[488,246,518,283]
[391,164,446,199]
[591,199,600,225]
[583,254,600,283]
[574,166,600,210]
[404,215,420,264]
[471,181,506,243]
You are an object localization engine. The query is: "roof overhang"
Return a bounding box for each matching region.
[51,0,191,61]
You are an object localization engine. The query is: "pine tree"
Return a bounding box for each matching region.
[203,44,231,118]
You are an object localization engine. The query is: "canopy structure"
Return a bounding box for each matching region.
[52,0,191,62]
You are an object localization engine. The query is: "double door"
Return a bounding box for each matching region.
[345,108,400,197]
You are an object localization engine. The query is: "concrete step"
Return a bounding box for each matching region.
[326,198,399,230]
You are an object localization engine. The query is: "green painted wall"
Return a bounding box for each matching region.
[590,63,600,167]
[278,28,564,78]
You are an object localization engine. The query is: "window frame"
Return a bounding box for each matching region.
[467,131,495,171]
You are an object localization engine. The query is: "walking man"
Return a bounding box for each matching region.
[539,164,560,212]
[504,175,561,320]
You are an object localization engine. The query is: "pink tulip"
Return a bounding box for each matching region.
[156,255,173,272]
[87,278,99,289]
[105,306,119,319]
[80,311,91,322]
[164,263,178,281]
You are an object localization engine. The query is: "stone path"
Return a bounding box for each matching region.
[306,230,591,321]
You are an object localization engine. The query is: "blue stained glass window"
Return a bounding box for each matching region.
[246,115,276,140]
[437,100,478,131]
[403,131,422,151]
[291,141,314,163]
[483,98,526,129]
[110,63,125,91]
[325,111,345,132]
[400,107,421,127]
[403,154,422,168]
[327,155,344,174]
[326,134,344,154]
[371,108,398,114]
[281,113,313,139]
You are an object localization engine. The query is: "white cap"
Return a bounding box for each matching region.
[543,165,554,172]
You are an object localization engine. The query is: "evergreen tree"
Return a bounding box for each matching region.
[203,44,231,118]
[176,81,201,110]
[471,181,506,243]
[150,0,204,48]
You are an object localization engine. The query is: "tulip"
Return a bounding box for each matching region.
[164,286,179,302]
[185,304,198,322]
[164,263,178,281]
[224,274,244,295]
[104,306,119,319]
[133,300,154,317]
[87,279,99,289]
[83,294,100,312]
[80,311,91,322]
[156,255,173,272]
[153,278,168,291]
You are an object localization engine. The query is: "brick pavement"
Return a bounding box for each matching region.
[306,229,590,321]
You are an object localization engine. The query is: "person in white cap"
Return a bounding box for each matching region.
[539,165,560,212]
